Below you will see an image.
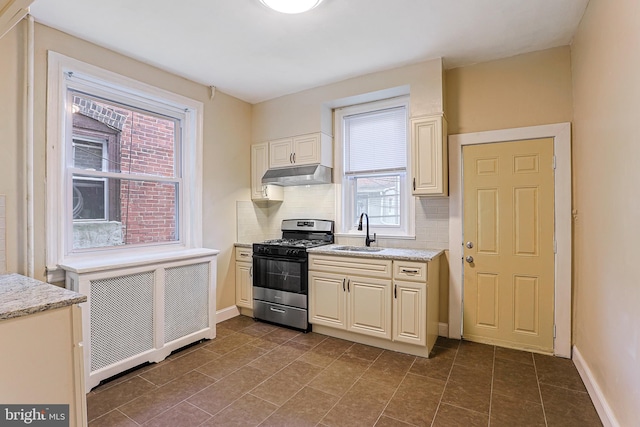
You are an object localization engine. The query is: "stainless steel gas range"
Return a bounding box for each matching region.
[252,219,334,331]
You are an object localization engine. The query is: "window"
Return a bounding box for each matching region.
[336,97,414,237]
[72,137,109,221]
[46,52,203,270]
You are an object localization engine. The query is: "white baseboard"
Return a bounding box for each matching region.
[438,322,449,337]
[572,346,619,427]
[216,305,240,323]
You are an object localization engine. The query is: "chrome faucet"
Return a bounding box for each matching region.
[357,213,376,247]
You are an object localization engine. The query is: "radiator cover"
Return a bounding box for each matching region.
[63,251,217,392]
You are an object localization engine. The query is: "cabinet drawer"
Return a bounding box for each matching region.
[309,255,392,279]
[235,247,253,261]
[393,261,427,282]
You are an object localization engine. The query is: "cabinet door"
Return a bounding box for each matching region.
[235,262,253,308]
[251,143,268,200]
[411,115,448,196]
[309,271,347,329]
[348,276,392,339]
[269,138,294,168]
[251,143,283,201]
[393,280,426,346]
[292,134,320,165]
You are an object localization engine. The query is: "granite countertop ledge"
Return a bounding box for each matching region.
[234,242,253,248]
[307,244,444,262]
[0,273,87,321]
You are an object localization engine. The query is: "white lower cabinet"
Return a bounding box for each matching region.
[235,247,253,309]
[393,280,426,346]
[309,271,391,339]
[348,276,392,339]
[309,254,439,358]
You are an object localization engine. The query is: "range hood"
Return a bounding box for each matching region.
[262,165,332,186]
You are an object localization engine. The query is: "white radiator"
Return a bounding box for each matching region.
[63,250,217,392]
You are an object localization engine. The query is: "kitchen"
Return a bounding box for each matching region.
[0,0,638,426]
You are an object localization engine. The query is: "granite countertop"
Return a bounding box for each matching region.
[307,244,444,262]
[0,273,87,321]
[234,242,253,248]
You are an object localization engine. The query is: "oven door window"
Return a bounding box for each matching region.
[253,256,307,294]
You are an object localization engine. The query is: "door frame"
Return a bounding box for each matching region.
[448,123,572,357]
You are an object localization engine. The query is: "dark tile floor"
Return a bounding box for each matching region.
[86,316,602,426]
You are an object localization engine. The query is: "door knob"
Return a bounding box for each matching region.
[466,242,474,249]
[465,256,474,263]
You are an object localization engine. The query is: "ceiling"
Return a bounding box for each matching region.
[29,0,589,104]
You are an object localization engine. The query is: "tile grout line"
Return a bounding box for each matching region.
[190,328,315,421]
[487,345,496,427]
[316,345,387,426]
[193,328,344,425]
[532,354,549,427]
[252,340,359,426]
[374,355,418,426]
[429,340,461,427]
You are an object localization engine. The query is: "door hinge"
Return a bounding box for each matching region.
[553,324,556,338]
[553,155,557,169]
[554,239,557,254]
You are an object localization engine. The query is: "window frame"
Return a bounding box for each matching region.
[334,96,415,239]
[46,52,204,276]
[71,135,109,222]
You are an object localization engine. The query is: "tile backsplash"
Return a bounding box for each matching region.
[237,185,449,250]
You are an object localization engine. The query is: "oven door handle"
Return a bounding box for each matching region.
[252,254,307,263]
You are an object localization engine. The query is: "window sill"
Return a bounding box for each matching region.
[58,247,219,275]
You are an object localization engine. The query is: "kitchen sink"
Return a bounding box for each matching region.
[332,246,384,252]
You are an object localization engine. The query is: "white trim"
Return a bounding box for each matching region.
[448,122,572,357]
[26,15,34,277]
[0,0,31,39]
[438,322,448,337]
[573,346,620,427]
[334,96,415,238]
[45,51,204,279]
[216,305,240,323]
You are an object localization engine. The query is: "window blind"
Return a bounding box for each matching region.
[344,106,407,174]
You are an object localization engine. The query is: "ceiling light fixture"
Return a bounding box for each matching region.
[260,0,323,14]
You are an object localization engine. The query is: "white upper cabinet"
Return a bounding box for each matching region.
[251,142,283,202]
[411,114,448,196]
[268,132,332,169]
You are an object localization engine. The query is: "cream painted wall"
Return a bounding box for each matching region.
[248,50,574,328]
[0,22,26,275]
[446,46,573,134]
[249,59,448,322]
[0,22,251,310]
[571,0,640,424]
[252,58,444,141]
